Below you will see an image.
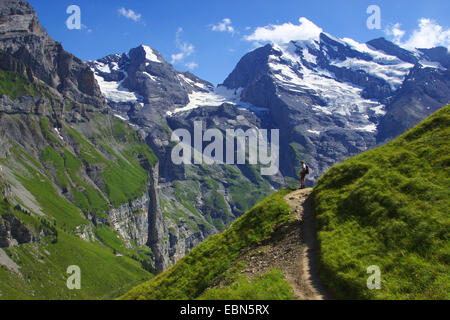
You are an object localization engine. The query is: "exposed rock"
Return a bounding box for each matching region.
[0,214,35,248]
[377,64,450,142]
[109,192,149,247]
[0,0,106,109]
[147,162,168,272]
[74,224,95,242]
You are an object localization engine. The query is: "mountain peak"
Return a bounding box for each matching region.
[137,44,163,64]
[0,0,47,38]
[366,37,419,64]
[0,0,105,109]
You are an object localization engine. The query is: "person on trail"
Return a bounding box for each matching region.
[299,161,308,189]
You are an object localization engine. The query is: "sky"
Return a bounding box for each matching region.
[28,0,450,85]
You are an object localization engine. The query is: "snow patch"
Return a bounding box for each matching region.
[167,86,267,116]
[353,124,377,132]
[269,62,304,86]
[167,87,241,115]
[178,74,210,91]
[268,48,386,131]
[273,42,302,65]
[110,62,120,71]
[142,45,162,63]
[331,58,414,90]
[302,48,317,64]
[307,130,321,135]
[143,72,158,82]
[0,249,20,274]
[312,105,332,115]
[94,72,142,103]
[342,38,398,63]
[419,60,445,70]
[113,114,128,121]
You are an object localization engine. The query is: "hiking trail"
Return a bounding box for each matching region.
[234,188,331,300]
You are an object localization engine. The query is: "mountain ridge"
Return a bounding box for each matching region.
[88,28,450,271]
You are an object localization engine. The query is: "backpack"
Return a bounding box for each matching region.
[305,165,310,175]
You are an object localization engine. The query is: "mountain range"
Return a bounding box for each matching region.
[88,24,450,269]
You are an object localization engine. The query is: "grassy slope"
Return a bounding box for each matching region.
[0,196,151,299]
[198,269,293,300]
[0,71,156,299]
[0,70,39,99]
[120,190,294,300]
[163,163,273,237]
[312,105,450,300]
[122,105,449,301]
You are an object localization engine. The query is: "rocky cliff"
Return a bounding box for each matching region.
[0,0,105,110]
[0,0,157,299]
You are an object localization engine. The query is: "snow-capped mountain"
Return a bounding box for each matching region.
[88,35,449,269]
[88,45,283,269]
[221,32,450,178]
[88,45,266,121]
[88,45,206,120]
[89,35,449,182]
[88,44,273,165]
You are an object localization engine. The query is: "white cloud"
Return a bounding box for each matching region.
[171,28,195,64]
[171,53,184,64]
[244,17,322,45]
[211,18,235,34]
[385,18,450,50]
[80,24,92,34]
[384,23,405,44]
[185,62,198,70]
[118,7,142,22]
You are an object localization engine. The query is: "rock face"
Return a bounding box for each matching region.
[0,214,34,247]
[0,0,159,273]
[0,0,106,110]
[376,60,450,141]
[108,192,150,248]
[146,163,168,272]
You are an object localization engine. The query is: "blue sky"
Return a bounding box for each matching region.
[28,0,450,85]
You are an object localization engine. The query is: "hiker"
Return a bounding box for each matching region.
[299,161,309,189]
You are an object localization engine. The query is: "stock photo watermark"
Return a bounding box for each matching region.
[367,265,381,290]
[366,5,381,30]
[66,5,81,30]
[66,265,81,290]
[171,121,280,176]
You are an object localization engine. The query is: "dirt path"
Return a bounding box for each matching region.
[234,188,331,300]
[283,188,331,299]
